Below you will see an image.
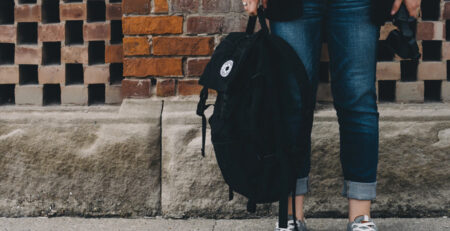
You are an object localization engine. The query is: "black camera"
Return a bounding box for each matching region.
[385,4,421,60]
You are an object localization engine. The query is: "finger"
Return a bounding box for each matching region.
[262,0,268,8]
[391,0,403,15]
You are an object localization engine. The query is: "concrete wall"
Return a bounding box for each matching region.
[0,99,448,218]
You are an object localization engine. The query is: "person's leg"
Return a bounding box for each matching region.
[325,0,380,222]
[269,0,326,221]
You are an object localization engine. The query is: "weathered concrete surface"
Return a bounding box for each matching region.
[0,99,162,217]
[162,100,450,218]
[0,217,448,231]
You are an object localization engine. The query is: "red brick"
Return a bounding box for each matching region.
[0,25,16,43]
[156,79,176,97]
[105,45,123,63]
[171,0,199,13]
[202,0,231,13]
[416,22,434,41]
[121,78,151,98]
[123,37,150,56]
[376,62,401,80]
[177,79,203,96]
[187,58,209,76]
[15,46,42,65]
[153,37,214,55]
[0,66,19,84]
[60,4,86,21]
[123,16,183,35]
[62,46,88,64]
[107,3,122,20]
[122,0,151,14]
[444,2,450,19]
[223,14,250,33]
[154,0,169,13]
[15,5,41,22]
[38,24,65,42]
[84,23,111,41]
[38,66,65,84]
[417,62,446,80]
[124,58,182,77]
[85,65,110,84]
[187,16,224,34]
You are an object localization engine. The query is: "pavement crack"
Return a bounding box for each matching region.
[212,220,217,231]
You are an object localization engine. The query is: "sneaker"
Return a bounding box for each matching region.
[275,219,308,231]
[347,215,378,231]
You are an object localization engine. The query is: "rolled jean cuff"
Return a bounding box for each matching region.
[341,180,377,200]
[290,176,309,196]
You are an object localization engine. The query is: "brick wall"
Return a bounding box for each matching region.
[1,0,450,105]
[0,0,123,106]
[121,0,450,103]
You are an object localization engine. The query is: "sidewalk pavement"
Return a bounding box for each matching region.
[0,217,448,231]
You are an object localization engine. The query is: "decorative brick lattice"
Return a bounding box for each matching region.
[0,0,123,106]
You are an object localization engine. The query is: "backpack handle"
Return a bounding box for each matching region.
[245,5,269,35]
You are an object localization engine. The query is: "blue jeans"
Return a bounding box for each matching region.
[270,0,380,200]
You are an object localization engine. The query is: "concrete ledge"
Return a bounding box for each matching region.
[0,99,162,217]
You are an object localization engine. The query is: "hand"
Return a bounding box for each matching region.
[391,0,421,18]
[243,0,268,16]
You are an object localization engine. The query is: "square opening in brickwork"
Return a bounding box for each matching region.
[378,80,396,102]
[17,22,38,44]
[421,41,442,61]
[88,41,105,65]
[109,0,122,2]
[63,0,83,2]
[43,84,61,105]
[19,65,38,85]
[42,42,61,65]
[420,0,440,21]
[88,84,105,105]
[42,0,60,24]
[447,61,450,81]
[377,40,395,61]
[18,0,37,4]
[0,43,15,65]
[424,80,441,102]
[447,21,450,41]
[319,62,329,83]
[110,63,123,85]
[0,84,15,105]
[65,21,84,45]
[400,60,418,82]
[110,20,123,44]
[0,1,14,24]
[87,0,106,22]
[66,64,84,84]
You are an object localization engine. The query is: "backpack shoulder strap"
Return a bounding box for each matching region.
[196,87,212,157]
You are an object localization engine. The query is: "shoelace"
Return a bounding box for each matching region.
[351,221,377,231]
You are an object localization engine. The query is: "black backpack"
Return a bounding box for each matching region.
[196,6,314,229]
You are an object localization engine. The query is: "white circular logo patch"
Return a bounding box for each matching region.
[220,60,234,78]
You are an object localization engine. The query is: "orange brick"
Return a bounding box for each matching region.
[105,44,123,63]
[0,25,16,43]
[123,16,183,35]
[123,37,150,56]
[84,65,110,84]
[15,5,41,22]
[38,66,65,84]
[124,58,182,77]
[153,37,214,55]
[0,66,19,84]
[62,46,88,64]
[156,79,175,97]
[15,46,41,65]
[154,0,169,13]
[60,4,86,21]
